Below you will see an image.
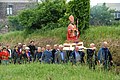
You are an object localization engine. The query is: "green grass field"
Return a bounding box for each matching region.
[0,63,120,80]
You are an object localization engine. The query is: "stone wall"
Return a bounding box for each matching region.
[0,2,36,20]
[0,1,37,33]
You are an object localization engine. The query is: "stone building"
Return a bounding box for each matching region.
[0,0,38,33]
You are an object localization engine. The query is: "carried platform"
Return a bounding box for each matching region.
[63,42,84,51]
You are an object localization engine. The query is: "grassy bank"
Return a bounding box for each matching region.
[0,63,119,80]
[0,26,120,46]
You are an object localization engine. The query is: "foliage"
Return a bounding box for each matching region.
[90,3,114,26]
[7,0,90,32]
[67,0,90,31]
[8,16,23,31]
[17,0,67,30]
[0,23,4,30]
[0,63,119,80]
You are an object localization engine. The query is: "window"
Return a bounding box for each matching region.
[7,5,13,15]
[114,13,117,18]
[117,13,120,18]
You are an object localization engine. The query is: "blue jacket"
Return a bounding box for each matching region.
[42,50,53,63]
[98,48,112,63]
[70,50,81,64]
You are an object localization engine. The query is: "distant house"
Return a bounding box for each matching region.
[0,0,38,33]
[97,3,120,20]
[0,0,38,24]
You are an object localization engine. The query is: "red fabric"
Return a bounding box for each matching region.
[0,52,2,59]
[67,24,79,41]
[1,51,10,60]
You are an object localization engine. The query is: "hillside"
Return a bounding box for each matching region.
[0,63,119,80]
[0,26,120,65]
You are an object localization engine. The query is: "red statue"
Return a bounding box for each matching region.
[67,15,79,41]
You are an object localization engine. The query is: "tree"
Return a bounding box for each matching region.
[67,0,90,32]
[90,3,114,26]
[17,0,67,30]
[8,0,90,32]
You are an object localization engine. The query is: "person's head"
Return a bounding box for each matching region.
[25,47,30,53]
[18,43,22,48]
[75,46,79,52]
[2,47,7,52]
[90,43,95,48]
[59,45,64,51]
[30,41,34,45]
[42,47,45,52]
[46,45,51,50]
[69,15,74,23]
[90,43,96,50]
[23,44,27,50]
[103,41,108,48]
[6,45,10,49]
[54,44,58,50]
[37,47,41,52]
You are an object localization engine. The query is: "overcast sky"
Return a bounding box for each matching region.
[90,0,120,6]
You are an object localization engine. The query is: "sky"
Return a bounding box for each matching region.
[90,0,120,6]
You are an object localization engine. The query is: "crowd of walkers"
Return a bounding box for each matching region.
[0,41,113,70]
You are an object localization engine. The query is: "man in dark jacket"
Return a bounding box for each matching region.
[71,46,81,65]
[51,44,58,63]
[87,43,97,69]
[55,45,68,64]
[28,41,36,59]
[34,47,42,62]
[98,41,113,70]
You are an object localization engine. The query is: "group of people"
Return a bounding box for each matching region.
[0,40,113,70]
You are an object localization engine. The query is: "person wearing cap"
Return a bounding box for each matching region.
[33,47,42,62]
[55,45,68,64]
[42,45,53,64]
[67,15,79,41]
[23,47,32,63]
[1,47,10,65]
[70,46,81,65]
[52,44,59,63]
[98,41,113,70]
[87,43,97,69]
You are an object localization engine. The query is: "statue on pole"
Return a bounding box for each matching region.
[67,15,80,42]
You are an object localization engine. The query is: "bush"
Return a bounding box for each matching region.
[90,3,114,26]
[8,16,23,31]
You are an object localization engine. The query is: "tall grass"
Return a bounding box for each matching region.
[0,26,119,46]
[0,63,119,80]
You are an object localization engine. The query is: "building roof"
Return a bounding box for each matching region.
[97,3,120,11]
